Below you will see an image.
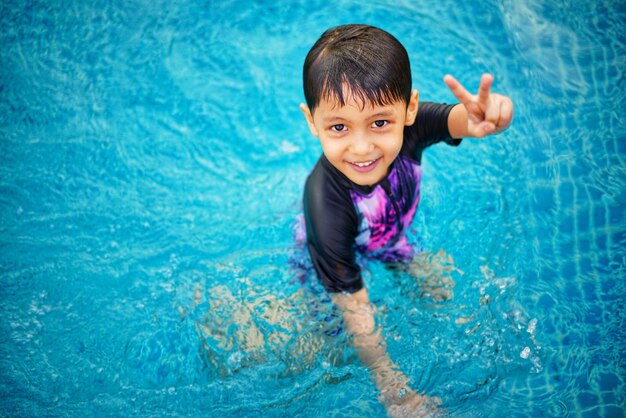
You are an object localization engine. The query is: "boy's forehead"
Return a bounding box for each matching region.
[316,93,403,115]
[312,82,407,115]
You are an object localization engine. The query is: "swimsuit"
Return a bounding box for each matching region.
[298,102,462,294]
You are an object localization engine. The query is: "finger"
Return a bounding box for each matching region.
[477,73,493,107]
[497,98,514,130]
[472,121,495,138]
[443,74,474,105]
[484,95,500,126]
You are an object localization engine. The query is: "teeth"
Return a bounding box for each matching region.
[353,159,376,167]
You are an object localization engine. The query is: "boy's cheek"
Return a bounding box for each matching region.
[319,139,343,157]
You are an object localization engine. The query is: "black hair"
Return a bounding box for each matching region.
[303,24,412,113]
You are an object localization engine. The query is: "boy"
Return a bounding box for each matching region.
[299,24,513,415]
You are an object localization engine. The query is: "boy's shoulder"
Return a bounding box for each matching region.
[303,154,358,248]
[306,156,350,199]
[304,155,358,222]
[402,102,462,160]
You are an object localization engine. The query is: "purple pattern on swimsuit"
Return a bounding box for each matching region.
[350,155,421,262]
[293,155,422,266]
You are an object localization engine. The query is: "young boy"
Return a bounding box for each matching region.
[298,24,513,415]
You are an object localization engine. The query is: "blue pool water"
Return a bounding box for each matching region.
[1,0,625,416]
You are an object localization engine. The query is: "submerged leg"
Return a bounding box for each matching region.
[391,249,462,302]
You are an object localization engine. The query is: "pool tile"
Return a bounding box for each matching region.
[559,181,575,207]
[578,391,599,409]
[577,207,591,233]
[560,215,576,235]
[603,405,625,418]
[602,390,616,404]
[537,293,556,311]
[578,256,594,276]
[592,205,606,229]
[582,281,600,303]
[599,372,621,391]
[582,406,602,418]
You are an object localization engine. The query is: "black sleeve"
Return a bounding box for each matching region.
[402,102,463,163]
[303,160,363,294]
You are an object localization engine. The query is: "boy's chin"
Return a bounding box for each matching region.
[345,171,386,186]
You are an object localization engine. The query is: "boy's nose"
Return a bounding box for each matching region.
[350,132,374,155]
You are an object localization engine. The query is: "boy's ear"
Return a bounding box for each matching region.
[404,90,419,126]
[300,103,319,137]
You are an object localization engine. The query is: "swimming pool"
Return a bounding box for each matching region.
[1,0,624,416]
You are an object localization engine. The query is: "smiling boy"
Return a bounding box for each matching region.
[299,24,513,414]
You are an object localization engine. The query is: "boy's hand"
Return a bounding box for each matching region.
[384,387,442,418]
[444,73,513,138]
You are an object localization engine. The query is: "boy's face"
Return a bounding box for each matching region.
[301,89,419,186]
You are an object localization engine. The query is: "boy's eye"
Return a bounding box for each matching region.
[372,120,388,128]
[331,124,346,132]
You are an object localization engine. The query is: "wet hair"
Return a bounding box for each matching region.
[303,24,412,113]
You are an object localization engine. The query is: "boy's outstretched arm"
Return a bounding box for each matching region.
[332,288,438,415]
[444,73,514,139]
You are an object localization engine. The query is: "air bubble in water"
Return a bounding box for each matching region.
[227,351,244,369]
[520,347,531,359]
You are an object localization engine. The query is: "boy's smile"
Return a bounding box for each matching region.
[301,89,419,186]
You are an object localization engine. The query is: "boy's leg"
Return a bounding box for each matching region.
[388,249,462,301]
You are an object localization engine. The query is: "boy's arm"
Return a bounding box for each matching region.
[445,73,514,139]
[332,288,437,413]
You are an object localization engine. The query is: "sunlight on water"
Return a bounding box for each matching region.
[1,0,625,416]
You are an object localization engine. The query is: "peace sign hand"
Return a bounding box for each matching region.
[444,73,513,138]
